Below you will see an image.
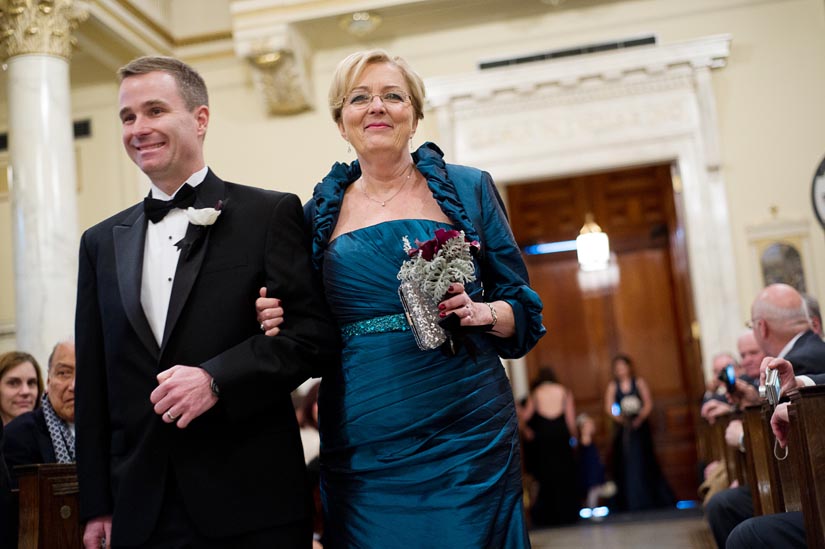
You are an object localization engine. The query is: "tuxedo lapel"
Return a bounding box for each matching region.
[161,171,227,351]
[113,206,160,358]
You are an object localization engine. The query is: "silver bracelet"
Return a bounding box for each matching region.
[486,302,498,329]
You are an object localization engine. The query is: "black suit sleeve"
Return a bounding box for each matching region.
[200,193,340,420]
[75,231,114,521]
[0,421,11,541]
[2,412,50,484]
[806,373,825,385]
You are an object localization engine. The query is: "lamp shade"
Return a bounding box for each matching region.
[576,215,610,271]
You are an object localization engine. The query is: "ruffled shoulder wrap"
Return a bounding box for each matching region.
[308,142,479,270]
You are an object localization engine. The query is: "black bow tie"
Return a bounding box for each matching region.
[143,184,197,223]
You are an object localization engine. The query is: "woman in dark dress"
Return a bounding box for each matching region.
[603,354,674,511]
[522,367,579,526]
[257,49,545,547]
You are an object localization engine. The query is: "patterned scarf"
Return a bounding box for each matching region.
[41,394,75,463]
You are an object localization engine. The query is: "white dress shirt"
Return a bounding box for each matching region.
[141,166,208,345]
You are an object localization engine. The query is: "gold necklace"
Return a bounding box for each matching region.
[361,165,414,207]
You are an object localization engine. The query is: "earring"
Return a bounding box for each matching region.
[346,141,351,154]
[409,137,413,151]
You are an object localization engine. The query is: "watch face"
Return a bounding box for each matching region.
[813,155,825,229]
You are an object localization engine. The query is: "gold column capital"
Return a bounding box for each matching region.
[0,0,89,61]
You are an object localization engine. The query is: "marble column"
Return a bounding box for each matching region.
[0,0,88,365]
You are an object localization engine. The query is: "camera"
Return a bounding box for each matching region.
[717,363,737,394]
[760,368,781,406]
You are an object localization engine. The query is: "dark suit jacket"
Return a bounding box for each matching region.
[75,170,340,545]
[0,421,14,549]
[3,408,56,484]
[785,330,825,377]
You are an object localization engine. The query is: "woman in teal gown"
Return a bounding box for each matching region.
[260,50,545,548]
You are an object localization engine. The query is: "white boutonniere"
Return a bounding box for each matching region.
[185,201,223,226]
[176,200,225,260]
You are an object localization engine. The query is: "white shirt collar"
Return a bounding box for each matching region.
[148,166,209,201]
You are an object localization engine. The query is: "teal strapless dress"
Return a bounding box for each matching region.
[318,219,529,548]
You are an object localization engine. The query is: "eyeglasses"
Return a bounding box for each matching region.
[343,90,410,109]
[745,317,763,329]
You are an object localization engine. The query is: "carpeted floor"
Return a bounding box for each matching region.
[529,508,714,548]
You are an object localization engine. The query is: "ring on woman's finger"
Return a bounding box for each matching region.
[165,411,179,421]
[260,322,266,332]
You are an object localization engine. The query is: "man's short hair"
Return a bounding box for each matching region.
[47,340,74,372]
[118,56,209,111]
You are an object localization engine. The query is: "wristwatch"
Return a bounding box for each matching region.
[210,377,220,398]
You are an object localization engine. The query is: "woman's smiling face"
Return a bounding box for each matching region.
[338,62,418,158]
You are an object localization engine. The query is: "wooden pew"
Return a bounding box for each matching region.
[719,413,747,487]
[702,412,747,486]
[742,402,804,517]
[742,403,783,516]
[15,463,82,549]
[788,385,825,549]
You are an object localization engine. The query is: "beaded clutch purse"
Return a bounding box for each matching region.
[396,228,479,351]
[398,280,447,350]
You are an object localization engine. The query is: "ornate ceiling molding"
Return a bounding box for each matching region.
[426,34,731,107]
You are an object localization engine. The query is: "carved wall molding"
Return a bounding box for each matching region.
[0,0,89,61]
[247,47,311,115]
[233,14,312,116]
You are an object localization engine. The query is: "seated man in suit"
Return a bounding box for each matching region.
[3,341,75,480]
[724,354,821,548]
[705,285,825,547]
[750,284,825,375]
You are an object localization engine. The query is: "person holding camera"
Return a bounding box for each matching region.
[700,352,742,424]
[720,356,814,548]
[706,284,825,547]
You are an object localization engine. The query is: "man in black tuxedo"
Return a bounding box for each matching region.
[4,341,76,475]
[75,56,338,548]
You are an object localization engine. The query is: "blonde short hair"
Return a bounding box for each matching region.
[328,50,426,124]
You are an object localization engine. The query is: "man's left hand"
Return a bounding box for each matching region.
[151,366,218,428]
[770,402,791,448]
[700,399,732,424]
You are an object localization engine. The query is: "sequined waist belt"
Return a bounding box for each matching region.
[340,313,410,338]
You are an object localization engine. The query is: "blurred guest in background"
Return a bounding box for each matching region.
[577,413,609,512]
[0,352,44,426]
[522,367,579,526]
[4,341,76,479]
[604,354,673,511]
[802,292,822,337]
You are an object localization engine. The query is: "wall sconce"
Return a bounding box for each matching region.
[246,48,312,115]
[576,213,610,271]
[339,11,382,37]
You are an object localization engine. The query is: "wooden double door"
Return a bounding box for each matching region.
[507,164,705,502]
